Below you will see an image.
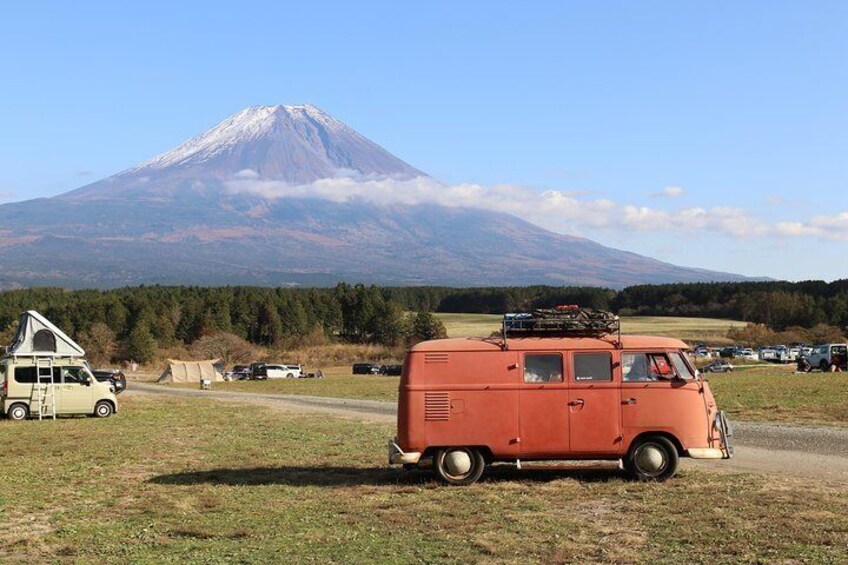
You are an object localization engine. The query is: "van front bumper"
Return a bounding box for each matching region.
[387,439,421,465]
[688,411,734,459]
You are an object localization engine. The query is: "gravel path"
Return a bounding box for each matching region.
[128,382,848,482]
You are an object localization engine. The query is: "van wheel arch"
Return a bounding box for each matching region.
[628,431,684,458]
[7,403,29,421]
[93,400,115,418]
[423,445,494,464]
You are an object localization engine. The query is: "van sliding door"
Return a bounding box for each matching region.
[568,352,622,455]
[518,353,569,457]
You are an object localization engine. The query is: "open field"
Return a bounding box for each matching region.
[175,364,848,428]
[205,367,399,402]
[435,313,746,344]
[708,368,848,427]
[1,392,847,563]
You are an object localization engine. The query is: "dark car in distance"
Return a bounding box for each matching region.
[352,363,381,375]
[92,369,127,394]
[379,364,403,376]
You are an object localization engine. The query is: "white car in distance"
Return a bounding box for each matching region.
[264,364,304,379]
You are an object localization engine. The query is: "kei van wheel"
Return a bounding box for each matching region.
[434,447,485,485]
[7,403,29,421]
[94,401,114,418]
[625,436,679,481]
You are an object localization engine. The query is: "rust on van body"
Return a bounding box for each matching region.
[390,335,732,483]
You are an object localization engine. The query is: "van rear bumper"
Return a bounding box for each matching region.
[387,439,421,465]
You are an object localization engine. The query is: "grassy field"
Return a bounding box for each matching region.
[435,313,746,344]
[1,393,846,563]
[708,367,848,426]
[207,367,399,402]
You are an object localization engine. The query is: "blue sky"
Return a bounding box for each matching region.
[1,1,846,281]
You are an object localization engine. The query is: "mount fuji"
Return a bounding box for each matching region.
[0,105,751,289]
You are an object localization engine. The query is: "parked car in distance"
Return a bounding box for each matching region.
[703,359,734,373]
[734,348,757,361]
[225,365,252,380]
[352,363,381,375]
[265,364,303,379]
[91,368,127,394]
[805,343,848,372]
[379,364,403,376]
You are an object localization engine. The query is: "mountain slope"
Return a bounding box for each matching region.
[0,105,754,289]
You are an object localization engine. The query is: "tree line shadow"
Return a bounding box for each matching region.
[149,463,624,488]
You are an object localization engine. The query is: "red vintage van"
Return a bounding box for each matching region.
[388,309,732,484]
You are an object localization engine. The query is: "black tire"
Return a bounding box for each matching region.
[7,403,29,421]
[624,436,679,481]
[434,447,486,485]
[93,400,114,418]
[820,361,830,373]
[286,373,294,379]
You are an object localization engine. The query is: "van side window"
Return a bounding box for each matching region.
[13,367,37,383]
[62,367,87,384]
[524,354,563,383]
[573,353,612,382]
[622,353,676,381]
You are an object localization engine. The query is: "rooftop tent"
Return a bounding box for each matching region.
[8,310,85,357]
[157,359,224,384]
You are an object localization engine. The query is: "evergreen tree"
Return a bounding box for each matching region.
[126,323,157,364]
[411,311,448,343]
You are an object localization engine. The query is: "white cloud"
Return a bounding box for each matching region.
[234,168,260,179]
[776,212,848,241]
[223,173,842,242]
[652,186,685,198]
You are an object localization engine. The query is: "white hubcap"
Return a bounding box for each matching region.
[444,450,472,476]
[636,445,666,474]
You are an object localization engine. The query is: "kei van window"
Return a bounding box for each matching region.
[524,354,563,383]
[573,353,612,382]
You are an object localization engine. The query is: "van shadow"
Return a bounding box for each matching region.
[149,464,624,488]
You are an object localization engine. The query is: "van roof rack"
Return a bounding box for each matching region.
[501,305,621,349]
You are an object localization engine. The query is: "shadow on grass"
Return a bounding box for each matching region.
[149,464,624,487]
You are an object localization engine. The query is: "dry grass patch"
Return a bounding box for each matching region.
[1,393,847,563]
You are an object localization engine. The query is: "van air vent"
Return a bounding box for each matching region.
[424,353,450,364]
[424,392,451,421]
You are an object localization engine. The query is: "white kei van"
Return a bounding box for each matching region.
[0,311,118,420]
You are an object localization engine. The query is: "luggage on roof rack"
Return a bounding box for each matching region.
[502,305,621,337]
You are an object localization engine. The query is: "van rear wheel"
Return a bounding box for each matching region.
[434,447,485,485]
[94,401,114,418]
[625,436,679,481]
[7,403,29,421]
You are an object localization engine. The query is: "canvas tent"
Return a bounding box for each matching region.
[8,310,85,357]
[157,359,224,384]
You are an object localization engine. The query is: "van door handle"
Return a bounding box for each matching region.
[567,399,584,406]
[622,398,637,405]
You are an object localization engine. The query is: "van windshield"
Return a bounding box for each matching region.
[670,352,696,380]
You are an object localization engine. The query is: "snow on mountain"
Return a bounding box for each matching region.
[62,104,426,201]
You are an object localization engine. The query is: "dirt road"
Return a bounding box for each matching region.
[129,383,848,483]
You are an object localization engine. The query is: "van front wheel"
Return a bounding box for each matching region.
[94,401,114,418]
[434,447,485,485]
[625,436,679,481]
[7,403,29,421]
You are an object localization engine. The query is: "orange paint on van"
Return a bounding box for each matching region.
[393,335,731,479]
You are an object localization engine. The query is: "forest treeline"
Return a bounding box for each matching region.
[0,280,845,363]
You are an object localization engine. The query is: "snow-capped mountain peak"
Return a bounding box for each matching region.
[63,104,426,200]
